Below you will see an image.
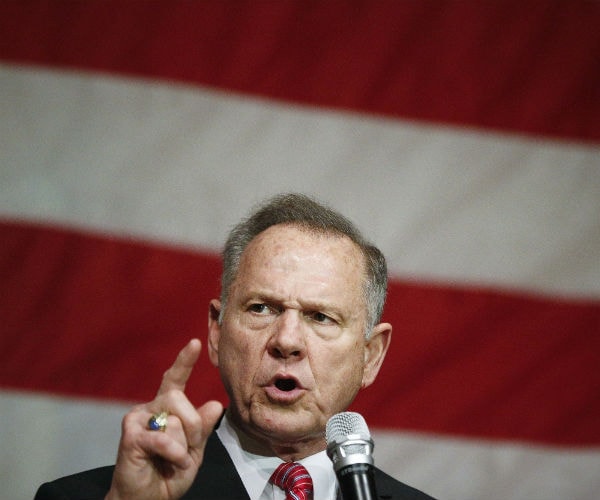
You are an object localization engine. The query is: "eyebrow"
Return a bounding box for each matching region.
[242,289,341,314]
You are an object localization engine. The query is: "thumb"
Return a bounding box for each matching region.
[190,400,223,452]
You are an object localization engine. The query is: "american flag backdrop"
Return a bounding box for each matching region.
[1,2,599,499]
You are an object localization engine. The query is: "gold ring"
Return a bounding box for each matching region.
[148,411,168,432]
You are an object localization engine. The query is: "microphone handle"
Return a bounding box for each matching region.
[337,463,377,500]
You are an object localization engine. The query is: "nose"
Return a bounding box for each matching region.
[267,309,306,359]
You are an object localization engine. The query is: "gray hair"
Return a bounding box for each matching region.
[219,193,388,338]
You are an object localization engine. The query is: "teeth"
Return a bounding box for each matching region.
[275,379,296,391]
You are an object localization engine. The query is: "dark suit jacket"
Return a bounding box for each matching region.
[35,431,436,499]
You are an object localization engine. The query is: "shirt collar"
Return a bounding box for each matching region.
[216,412,338,500]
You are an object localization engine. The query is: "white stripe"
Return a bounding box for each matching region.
[2,391,598,500]
[373,429,600,500]
[1,64,599,298]
[1,391,126,500]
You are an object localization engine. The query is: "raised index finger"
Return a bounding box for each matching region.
[157,338,202,395]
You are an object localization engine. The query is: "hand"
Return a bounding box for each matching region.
[106,339,223,500]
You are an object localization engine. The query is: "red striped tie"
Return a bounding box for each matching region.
[269,462,314,500]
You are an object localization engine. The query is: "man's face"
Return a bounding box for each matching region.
[208,224,391,455]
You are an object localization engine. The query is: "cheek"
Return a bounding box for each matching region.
[219,326,265,384]
[218,327,246,369]
[313,341,365,395]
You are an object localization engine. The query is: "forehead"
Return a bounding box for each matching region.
[236,224,366,297]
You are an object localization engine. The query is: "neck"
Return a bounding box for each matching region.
[225,410,326,461]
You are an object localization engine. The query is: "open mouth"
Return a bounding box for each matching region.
[274,378,297,392]
[265,374,304,402]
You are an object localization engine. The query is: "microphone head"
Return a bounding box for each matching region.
[326,412,374,470]
[326,411,370,443]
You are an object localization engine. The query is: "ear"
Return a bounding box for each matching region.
[207,299,222,367]
[361,322,392,389]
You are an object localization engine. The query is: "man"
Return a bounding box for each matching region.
[36,193,435,499]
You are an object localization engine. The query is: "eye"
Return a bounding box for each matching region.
[247,303,274,315]
[308,311,336,325]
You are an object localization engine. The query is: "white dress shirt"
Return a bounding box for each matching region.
[216,413,338,500]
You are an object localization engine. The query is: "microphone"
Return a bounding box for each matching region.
[326,412,377,500]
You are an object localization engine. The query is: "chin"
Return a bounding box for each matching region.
[251,405,323,442]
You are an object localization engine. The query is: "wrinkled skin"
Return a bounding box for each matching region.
[106,339,223,500]
[106,223,392,499]
[208,224,392,460]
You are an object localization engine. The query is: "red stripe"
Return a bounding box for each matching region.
[1,1,599,142]
[354,282,600,446]
[0,220,225,404]
[1,221,598,446]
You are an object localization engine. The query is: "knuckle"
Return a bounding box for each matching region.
[161,388,180,405]
[119,412,144,447]
[121,409,140,430]
[161,367,173,382]
[160,367,179,391]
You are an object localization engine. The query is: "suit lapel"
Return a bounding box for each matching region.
[180,429,424,499]
[182,431,250,499]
